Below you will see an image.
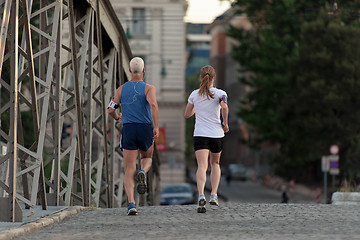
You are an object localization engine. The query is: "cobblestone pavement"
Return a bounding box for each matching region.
[12,202,360,240]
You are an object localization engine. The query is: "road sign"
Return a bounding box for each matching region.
[322,154,340,204]
[329,155,339,175]
[321,156,329,172]
[330,145,339,155]
[322,155,339,174]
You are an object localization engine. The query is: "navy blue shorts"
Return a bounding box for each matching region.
[120,123,154,151]
[194,136,224,153]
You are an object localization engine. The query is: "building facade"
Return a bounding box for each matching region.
[110,0,188,186]
[207,8,253,167]
[186,23,211,78]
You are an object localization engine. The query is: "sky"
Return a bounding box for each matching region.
[184,0,232,23]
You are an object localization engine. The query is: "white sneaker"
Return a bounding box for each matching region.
[209,194,219,206]
[197,195,206,213]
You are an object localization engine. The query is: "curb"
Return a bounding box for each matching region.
[332,192,360,205]
[0,206,87,240]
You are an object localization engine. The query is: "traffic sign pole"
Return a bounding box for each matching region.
[324,170,327,204]
[322,144,340,204]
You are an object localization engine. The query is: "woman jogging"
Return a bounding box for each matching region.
[184,65,229,213]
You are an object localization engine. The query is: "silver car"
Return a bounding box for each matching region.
[160,183,196,205]
[228,163,247,181]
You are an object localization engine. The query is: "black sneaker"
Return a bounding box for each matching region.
[136,170,147,194]
[197,196,206,213]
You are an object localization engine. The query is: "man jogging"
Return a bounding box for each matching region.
[108,57,159,215]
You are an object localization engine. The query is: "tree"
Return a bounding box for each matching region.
[229,0,328,145]
[229,0,360,182]
[279,16,360,181]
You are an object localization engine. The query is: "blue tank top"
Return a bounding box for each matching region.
[120,81,152,124]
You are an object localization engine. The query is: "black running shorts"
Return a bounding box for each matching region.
[193,136,224,153]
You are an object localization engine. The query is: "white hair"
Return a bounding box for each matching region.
[129,57,144,74]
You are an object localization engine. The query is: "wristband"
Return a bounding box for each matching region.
[220,95,228,104]
[107,99,119,109]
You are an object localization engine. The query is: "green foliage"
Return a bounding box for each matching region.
[338,179,359,192]
[280,17,360,180]
[230,0,360,182]
[1,110,35,149]
[230,0,328,146]
[21,111,36,148]
[43,148,70,191]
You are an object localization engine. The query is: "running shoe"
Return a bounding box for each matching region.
[127,202,137,215]
[197,195,206,213]
[209,193,219,206]
[136,170,147,194]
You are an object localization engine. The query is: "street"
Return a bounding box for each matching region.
[12,203,360,240]
[218,177,315,204]
[189,170,315,205]
[0,172,351,240]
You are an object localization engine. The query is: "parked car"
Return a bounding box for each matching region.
[160,183,196,205]
[227,163,247,181]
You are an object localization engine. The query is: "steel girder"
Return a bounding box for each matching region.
[0,0,152,222]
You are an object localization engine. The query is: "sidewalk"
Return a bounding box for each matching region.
[0,206,85,240]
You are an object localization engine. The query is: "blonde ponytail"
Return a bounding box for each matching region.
[198,65,215,99]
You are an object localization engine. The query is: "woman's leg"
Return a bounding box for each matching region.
[210,151,222,195]
[195,149,209,196]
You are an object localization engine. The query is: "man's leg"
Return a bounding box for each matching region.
[137,145,153,194]
[139,144,154,173]
[123,149,139,204]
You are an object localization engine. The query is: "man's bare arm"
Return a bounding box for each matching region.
[107,85,123,122]
[145,85,159,140]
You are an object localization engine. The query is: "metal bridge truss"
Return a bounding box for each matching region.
[0,0,160,222]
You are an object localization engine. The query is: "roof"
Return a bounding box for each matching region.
[206,6,241,32]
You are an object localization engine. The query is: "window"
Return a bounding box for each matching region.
[132,8,145,35]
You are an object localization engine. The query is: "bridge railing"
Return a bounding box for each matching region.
[0,0,160,222]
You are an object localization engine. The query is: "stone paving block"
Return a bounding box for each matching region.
[4,203,360,240]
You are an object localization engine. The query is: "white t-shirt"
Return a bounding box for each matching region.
[188,87,228,138]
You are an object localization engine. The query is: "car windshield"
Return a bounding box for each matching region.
[229,164,244,170]
[161,185,191,194]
